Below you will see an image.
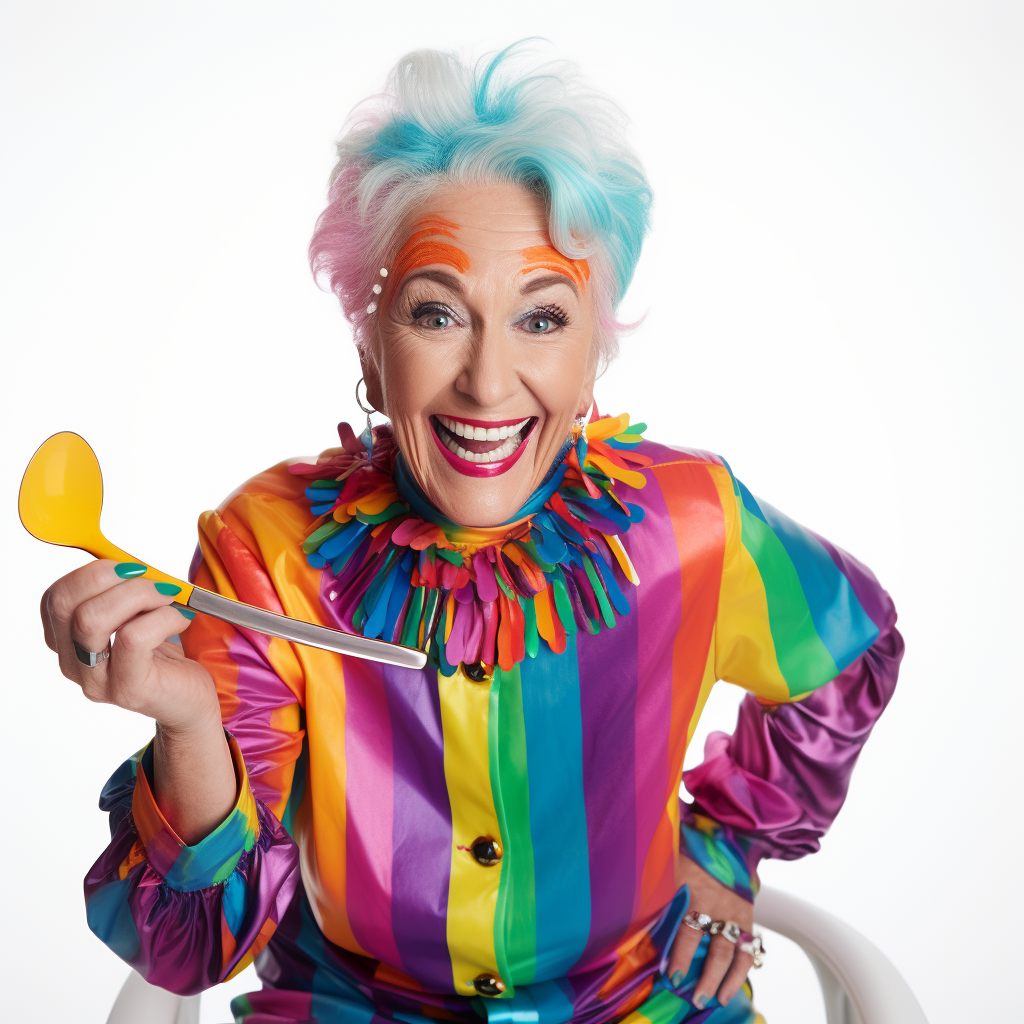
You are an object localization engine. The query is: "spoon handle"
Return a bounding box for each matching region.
[83,534,195,603]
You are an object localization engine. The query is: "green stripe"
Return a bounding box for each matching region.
[737,502,839,692]
[634,988,691,1024]
[489,665,537,987]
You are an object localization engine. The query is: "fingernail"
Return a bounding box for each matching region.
[692,994,708,1010]
[155,582,182,596]
[175,606,196,620]
[671,970,684,988]
[115,562,148,579]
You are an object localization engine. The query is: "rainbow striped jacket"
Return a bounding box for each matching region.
[85,424,902,1024]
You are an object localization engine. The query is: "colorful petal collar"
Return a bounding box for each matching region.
[288,412,652,672]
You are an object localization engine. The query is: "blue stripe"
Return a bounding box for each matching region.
[519,642,591,979]
[758,499,879,672]
[86,878,140,960]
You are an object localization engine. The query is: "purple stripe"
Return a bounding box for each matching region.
[382,663,454,990]
[576,565,638,966]
[811,530,896,631]
[624,472,680,918]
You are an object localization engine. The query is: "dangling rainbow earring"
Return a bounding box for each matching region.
[358,268,388,460]
[356,377,377,460]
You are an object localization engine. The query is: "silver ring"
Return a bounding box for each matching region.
[74,640,111,668]
[682,911,713,933]
[708,920,742,943]
[738,934,765,968]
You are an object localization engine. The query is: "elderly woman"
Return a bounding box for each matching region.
[42,46,902,1024]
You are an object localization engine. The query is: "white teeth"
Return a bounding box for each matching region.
[437,415,534,464]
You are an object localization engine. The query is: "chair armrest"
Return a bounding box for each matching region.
[106,970,200,1024]
[754,885,928,1024]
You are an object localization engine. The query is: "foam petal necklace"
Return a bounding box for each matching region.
[289,412,652,672]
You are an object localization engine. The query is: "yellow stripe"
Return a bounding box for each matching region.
[439,666,503,995]
[707,466,790,703]
[685,642,719,749]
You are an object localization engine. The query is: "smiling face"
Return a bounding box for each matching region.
[361,181,597,527]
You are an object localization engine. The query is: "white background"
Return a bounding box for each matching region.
[1,2,1020,1021]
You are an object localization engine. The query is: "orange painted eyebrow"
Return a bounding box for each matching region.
[519,245,590,292]
[390,218,470,292]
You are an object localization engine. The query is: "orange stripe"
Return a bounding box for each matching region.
[520,244,590,290]
[636,463,725,920]
[390,218,470,291]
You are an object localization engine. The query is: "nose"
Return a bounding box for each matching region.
[454,320,520,410]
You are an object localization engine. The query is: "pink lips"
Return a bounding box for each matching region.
[430,417,536,478]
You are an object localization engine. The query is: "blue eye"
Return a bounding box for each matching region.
[526,316,552,333]
[426,314,451,329]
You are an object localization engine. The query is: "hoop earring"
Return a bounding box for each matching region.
[356,377,378,458]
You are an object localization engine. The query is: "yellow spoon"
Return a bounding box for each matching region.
[19,432,426,670]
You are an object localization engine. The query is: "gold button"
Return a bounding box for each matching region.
[473,973,505,997]
[462,662,490,683]
[471,837,503,866]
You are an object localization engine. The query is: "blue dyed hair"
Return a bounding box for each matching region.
[310,42,653,366]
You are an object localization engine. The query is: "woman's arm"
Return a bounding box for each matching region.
[683,473,903,885]
[53,500,308,994]
[666,462,903,1009]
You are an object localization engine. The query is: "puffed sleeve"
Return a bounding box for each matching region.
[82,498,309,994]
[679,462,904,900]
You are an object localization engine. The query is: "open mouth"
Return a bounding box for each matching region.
[430,414,538,474]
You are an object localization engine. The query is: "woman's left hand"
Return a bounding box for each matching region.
[668,856,756,1010]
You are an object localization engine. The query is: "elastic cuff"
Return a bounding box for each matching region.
[679,811,760,903]
[131,732,260,891]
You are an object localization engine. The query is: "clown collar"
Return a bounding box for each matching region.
[288,412,651,672]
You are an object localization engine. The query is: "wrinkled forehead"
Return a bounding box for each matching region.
[388,185,589,290]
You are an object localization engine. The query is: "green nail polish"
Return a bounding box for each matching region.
[115,562,148,579]
[155,582,182,596]
[175,606,196,620]
[671,970,684,988]
[692,994,708,1010]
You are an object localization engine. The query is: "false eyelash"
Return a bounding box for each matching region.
[409,300,459,321]
[529,303,571,327]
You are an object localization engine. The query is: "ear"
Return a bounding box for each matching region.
[576,359,597,420]
[358,344,385,414]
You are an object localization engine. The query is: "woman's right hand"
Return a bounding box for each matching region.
[40,559,217,730]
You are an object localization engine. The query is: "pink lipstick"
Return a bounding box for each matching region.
[430,415,537,478]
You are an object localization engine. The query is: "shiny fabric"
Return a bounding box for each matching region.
[83,427,901,1024]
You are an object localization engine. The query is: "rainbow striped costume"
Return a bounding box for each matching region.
[85,415,903,1024]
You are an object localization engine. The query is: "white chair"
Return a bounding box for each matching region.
[106,885,928,1024]
[754,887,927,1024]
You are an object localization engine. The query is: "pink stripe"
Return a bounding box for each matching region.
[343,657,402,968]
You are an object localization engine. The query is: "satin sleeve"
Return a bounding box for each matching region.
[679,464,904,901]
[82,508,307,995]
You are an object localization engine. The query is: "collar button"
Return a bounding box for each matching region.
[462,662,490,683]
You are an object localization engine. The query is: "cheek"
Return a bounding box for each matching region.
[532,333,594,418]
[378,334,445,418]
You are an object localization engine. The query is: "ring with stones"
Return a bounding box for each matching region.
[738,934,765,968]
[682,911,713,933]
[708,920,742,943]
